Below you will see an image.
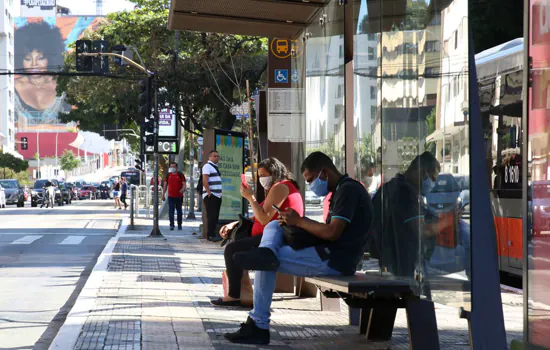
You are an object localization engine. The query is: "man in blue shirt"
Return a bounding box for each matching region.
[225,152,373,345]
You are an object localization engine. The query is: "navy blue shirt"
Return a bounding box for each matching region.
[315,175,373,275]
[121,182,128,196]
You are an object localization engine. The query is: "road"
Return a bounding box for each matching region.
[0,198,126,350]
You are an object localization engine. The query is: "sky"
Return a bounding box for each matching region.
[56,0,136,16]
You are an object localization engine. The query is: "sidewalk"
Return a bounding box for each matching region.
[49,217,523,350]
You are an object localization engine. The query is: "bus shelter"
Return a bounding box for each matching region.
[168,0,510,348]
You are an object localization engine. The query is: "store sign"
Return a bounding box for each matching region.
[21,0,56,16]
[158,108,177,138]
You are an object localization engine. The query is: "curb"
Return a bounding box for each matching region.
[48,218,128,350]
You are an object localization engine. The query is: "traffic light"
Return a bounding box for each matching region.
[92,40,109,73]
[75,40,92,72]
[143,118,155,147]
[135,154,145,172]
[21,137,28,150]
[138,77,152,120]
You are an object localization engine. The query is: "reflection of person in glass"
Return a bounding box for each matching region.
[14,21,70,125]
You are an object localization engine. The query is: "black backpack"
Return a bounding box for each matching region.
[196,163,221,194]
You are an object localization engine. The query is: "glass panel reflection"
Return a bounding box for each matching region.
[354,0,471,308]
[527,0,550,346]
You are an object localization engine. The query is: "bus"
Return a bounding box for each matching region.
[120,169,141,186]
[476,38,524,278]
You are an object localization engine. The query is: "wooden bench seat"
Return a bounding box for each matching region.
[305,272,441,350]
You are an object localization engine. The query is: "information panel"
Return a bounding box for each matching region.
[215,130,245,221]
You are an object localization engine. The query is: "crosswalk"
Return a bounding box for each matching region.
[4,235,89,246]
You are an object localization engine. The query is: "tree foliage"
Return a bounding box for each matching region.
[0,152,29,180]
[60,150,81,172]
[57,0,267,140]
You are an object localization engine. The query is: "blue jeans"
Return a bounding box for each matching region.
[249,221,341,329]
[168,197,183,228]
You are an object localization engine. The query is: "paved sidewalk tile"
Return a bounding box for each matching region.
[73,217,523,349]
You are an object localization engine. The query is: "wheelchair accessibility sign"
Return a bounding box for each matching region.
[274,69,288,83]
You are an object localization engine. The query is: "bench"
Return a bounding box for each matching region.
[305,272,441,350]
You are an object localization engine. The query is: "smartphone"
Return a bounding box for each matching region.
[240,174,248,187]
[272,204,282,213]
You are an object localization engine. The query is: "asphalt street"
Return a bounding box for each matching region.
[0,198,126,350]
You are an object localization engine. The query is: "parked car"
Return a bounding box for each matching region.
[305,190,322,205]
[0,185,6,208]
[453,174,470,217]
[31,179,63,207]
[78,185,96,200]
[58,182,72,204]
[0,179,25,207]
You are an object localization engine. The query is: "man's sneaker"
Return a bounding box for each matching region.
[233,247,280,271]
[169,226,174,231]
[224,317,270,345]
[178,226,183,231]
[207,236,223,242]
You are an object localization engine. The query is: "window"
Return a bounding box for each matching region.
[454,31,458,50]
[339,45,344,58]
[368,47,375,60]
[370,86,376,100]
[370,106,378,120]
[425,41,440,52]
[337,84,344,98]
[368,33,376,41]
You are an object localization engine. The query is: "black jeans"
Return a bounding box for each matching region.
[202,195,222,238]
[120,194,127,207]
[224,234,262,298]
[168,196,183,228]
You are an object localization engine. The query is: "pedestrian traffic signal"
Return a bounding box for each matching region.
[20,137,28,150]
[143,118,155,147]
[75,40,92,72]
[135,154,145,172]
[138,77,152,120]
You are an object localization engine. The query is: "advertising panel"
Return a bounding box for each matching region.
[14,16,105,132]
[20,0,56,17]
[528,0,550,348]
[215,130,245,221]
[158,108,177,137]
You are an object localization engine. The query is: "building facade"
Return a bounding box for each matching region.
[0,0,16,156]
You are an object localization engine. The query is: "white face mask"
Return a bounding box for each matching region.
[169,168,176,173]
[259,176,273,190]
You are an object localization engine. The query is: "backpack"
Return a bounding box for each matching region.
[196,163,221,194]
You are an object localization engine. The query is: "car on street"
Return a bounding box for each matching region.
[305,190,322,206]
[453,174,470,216]
[0,184,6,208]
[78,185,96,200]
[424,173,462,213]
[0,179,26,207]
[58,182,72,204]
[31,179,63,207]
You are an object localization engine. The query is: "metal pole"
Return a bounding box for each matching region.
[130,185,135,230]
[187,120,196,219]
[149,75,162,237]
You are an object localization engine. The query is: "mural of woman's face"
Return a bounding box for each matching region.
[23,50,48,84]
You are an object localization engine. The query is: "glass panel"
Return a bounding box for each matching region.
[355,0,471,305]
[304,0,345,222]
[527,0,550,346]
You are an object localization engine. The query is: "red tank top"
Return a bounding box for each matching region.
[251,180,304,236]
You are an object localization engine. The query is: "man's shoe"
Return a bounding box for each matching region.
[233,247,280,271]
[169,226,174,231]
[207,236,222,242]
[178,226,183,231]
[224,317,270,345]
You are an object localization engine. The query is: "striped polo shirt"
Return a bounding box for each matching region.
[202,161,222,198]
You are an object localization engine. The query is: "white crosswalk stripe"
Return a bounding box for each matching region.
[59,236,86,245]
[11,235,44,245]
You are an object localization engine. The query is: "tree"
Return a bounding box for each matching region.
[60,150,81,172]
[0,152,29,179]
[425,107,436,154]
[57,0,267,140]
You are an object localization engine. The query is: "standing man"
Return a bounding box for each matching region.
[202,150,223,242]
[163,162,187,231]
[120,177,128,210]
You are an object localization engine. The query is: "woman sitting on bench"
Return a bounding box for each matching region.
[211,157,304,308]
